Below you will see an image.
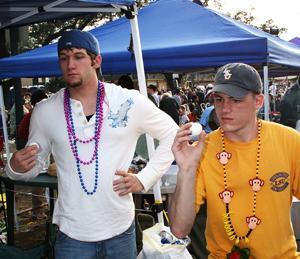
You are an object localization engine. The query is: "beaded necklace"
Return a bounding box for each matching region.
[64,81,104,195]
[218,120,263,245]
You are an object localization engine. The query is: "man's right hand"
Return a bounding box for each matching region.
[169,123,206,238]
[10,145,39,173]
[171,123,206,173]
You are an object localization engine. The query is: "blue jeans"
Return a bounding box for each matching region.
[55,222,136,259]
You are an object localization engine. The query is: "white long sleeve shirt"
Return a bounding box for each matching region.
[6,83,178,241]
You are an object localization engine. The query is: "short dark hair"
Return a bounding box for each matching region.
[117,75,134,90]
[174,88,181,94]
[86,50,103,80]
[147,84,158,91]
[30,90,47,106]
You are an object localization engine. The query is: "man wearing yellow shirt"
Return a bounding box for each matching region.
[169,63,300,258]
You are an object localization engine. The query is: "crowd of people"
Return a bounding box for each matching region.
[2,29,300,259]
[5,59,299,143]
[144,74,300,134]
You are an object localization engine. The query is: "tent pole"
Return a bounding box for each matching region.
[263,65,270,121]
[129,9,164,224]
[0,85,19,231]
[0,85,11,161]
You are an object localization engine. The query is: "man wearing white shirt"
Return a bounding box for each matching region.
[6,30,178,259]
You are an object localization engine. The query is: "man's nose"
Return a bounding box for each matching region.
[67,58,76,69]
[221,99,232,112]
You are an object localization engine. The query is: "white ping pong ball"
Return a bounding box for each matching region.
[190,123,202,137]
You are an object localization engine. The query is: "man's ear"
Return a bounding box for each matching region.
[255,93,264,110]
[93,55,102,69]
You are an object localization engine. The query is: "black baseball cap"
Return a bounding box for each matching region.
[57,30,100,56]
[212,63,262,98]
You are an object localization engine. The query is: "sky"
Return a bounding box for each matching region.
[208,0,300,41]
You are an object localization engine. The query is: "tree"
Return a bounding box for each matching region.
[195,0,221,8]
[258,19,287,36]
[227,9,286,36]
[27,15,105,49]
[204,0,287,37]
[13,16,106,54]
[230,9,255,25]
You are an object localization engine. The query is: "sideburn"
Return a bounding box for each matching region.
[88,53,103,80]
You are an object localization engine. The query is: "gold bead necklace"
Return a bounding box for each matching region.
[218,120,263,245]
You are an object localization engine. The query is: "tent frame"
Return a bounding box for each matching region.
[0,0,130,29]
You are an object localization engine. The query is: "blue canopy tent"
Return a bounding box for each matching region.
[1,0,300,79]
[1,0,300,121]
[290,37,300,46]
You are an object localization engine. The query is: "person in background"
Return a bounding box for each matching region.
[23,91,33,114]
[195,85,205,105]
[9,90,33,139]
[205,83,214,95]
[17,89,48,219]
[199,105,219,133]
[159,92,180,125]
[117,75,135,90]
[8,104,16,139]
[296,119,300,132]
[178,105,190,126]
[268,81,277,112]
[18,90,48,143]
[173,88,182,106]
[280,76,300,129]
[187,103,200,122]
[169,63,300,258]
[147,84,160,106]
[6,30,178,259]
[199,91,219,133]
[117,75,157,106]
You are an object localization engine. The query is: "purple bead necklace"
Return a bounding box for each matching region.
[64,81,104,195]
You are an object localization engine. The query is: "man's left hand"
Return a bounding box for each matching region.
[113,170,144,196]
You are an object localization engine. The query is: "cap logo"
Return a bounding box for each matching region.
[223,68,232,80]
[66,42,72,46]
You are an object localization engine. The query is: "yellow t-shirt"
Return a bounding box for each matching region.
[195,120,300,258]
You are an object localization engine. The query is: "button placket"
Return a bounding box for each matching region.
[71,100,87,129]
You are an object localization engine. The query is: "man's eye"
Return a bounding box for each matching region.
[233,99,242,103]
[75,55,84,59]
